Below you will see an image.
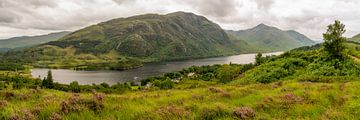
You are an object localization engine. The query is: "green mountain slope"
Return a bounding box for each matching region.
[0,31,70,50]
[48,12,246,60]
[349,34,360,42]
[3,12,252,70]
[227,24,315,51]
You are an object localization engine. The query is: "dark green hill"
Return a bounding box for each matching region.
[4,12,252,70]
[0,31,70,51]
[48,12,248,60]
[227,24,315,51]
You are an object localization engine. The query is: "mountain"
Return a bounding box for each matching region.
[0,31,70,51]
[349,34,360,42]
[5,12,251,70]
[227,24,315,51]
[49,12,251,59]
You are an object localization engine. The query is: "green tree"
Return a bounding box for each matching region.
[216,64,239,83]
[255,53,263,65]
[69,81,81,93]
[41,70,54,89]
[323,20,346,59]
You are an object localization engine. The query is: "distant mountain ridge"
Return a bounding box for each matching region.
[1,12,316,70]
[2,12,253,70]
[227,24,315,51]
[0,31,71,51]
[349,34,360,42]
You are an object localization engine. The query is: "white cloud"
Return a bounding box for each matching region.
[0,0,360,40]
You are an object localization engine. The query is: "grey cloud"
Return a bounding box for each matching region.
[0,10,19,23]
[1,0,58,8]
[254,0,274,11]
[112,0,136,5]
[0,0,360,39]
[180,0,238,18]
[25,0,58,8]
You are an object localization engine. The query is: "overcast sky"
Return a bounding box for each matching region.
[1,0,359,40]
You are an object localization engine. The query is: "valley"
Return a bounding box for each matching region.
[0,3,359,119]
[0,12,314,71]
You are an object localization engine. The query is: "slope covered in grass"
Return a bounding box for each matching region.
[227,24,315,51]
[349,34,360,42]
[1,12,255,70]
[0,31,70,50]
[1,77,360,119]
[1,42,360,119]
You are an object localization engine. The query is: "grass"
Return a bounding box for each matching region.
[1,78,360,119]
[2,43,360,119]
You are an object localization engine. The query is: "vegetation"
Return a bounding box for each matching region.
[0,31,70,51]
[1,20,360,119]
[227,24,315,51]
[323,20,347,59]
[41,70,54,89]
[0,12,315,71]
[349,33,360,42]
[0,12,249,70]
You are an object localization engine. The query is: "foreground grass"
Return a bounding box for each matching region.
[1,79,360,119]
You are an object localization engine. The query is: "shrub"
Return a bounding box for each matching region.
[153,78,174,89]
[60,94,86,113]
[215,64,240,83]
[49,112,62,120]
[240,58,308,83]
[69,81,81,93]
[200,106,229,120]
[156,105,189,119]
[209,87,223,93]
[280,93,303,107]
[60,93,105,114]
[0,100,8,108]
[233,107,255,119]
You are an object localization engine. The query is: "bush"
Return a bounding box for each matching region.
[240,58,308,83]
[0,62,25,71]
[153,78,174,89]
[60,93,105,114]
[199,106,229,120]
[69,81,81,93]
[233,107,255,119]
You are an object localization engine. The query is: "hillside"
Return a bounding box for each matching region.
[349,33,360,42]
[1,20,360,119]
[227,24,315,51]
[1,42,360,119]
[0,31,70,51]
[48,11,247,60]
[2,12,253,70]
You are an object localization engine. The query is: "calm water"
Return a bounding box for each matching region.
[31,52,282,85]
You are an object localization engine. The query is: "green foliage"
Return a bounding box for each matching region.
[306,58,360,76]
[239,58,308,83]
[0,63,25,71]
[255,53,264,65]
[0,12,262,71]
[349,33,360,42]
[215,64,240,83]
[227,24,315,51]
[153,78,174,89]
[0,31,70,50]
[69,81,81,93]
[41,70,54,89]
[323,20,346,59]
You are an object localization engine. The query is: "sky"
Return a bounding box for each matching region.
[0,0,360,40]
